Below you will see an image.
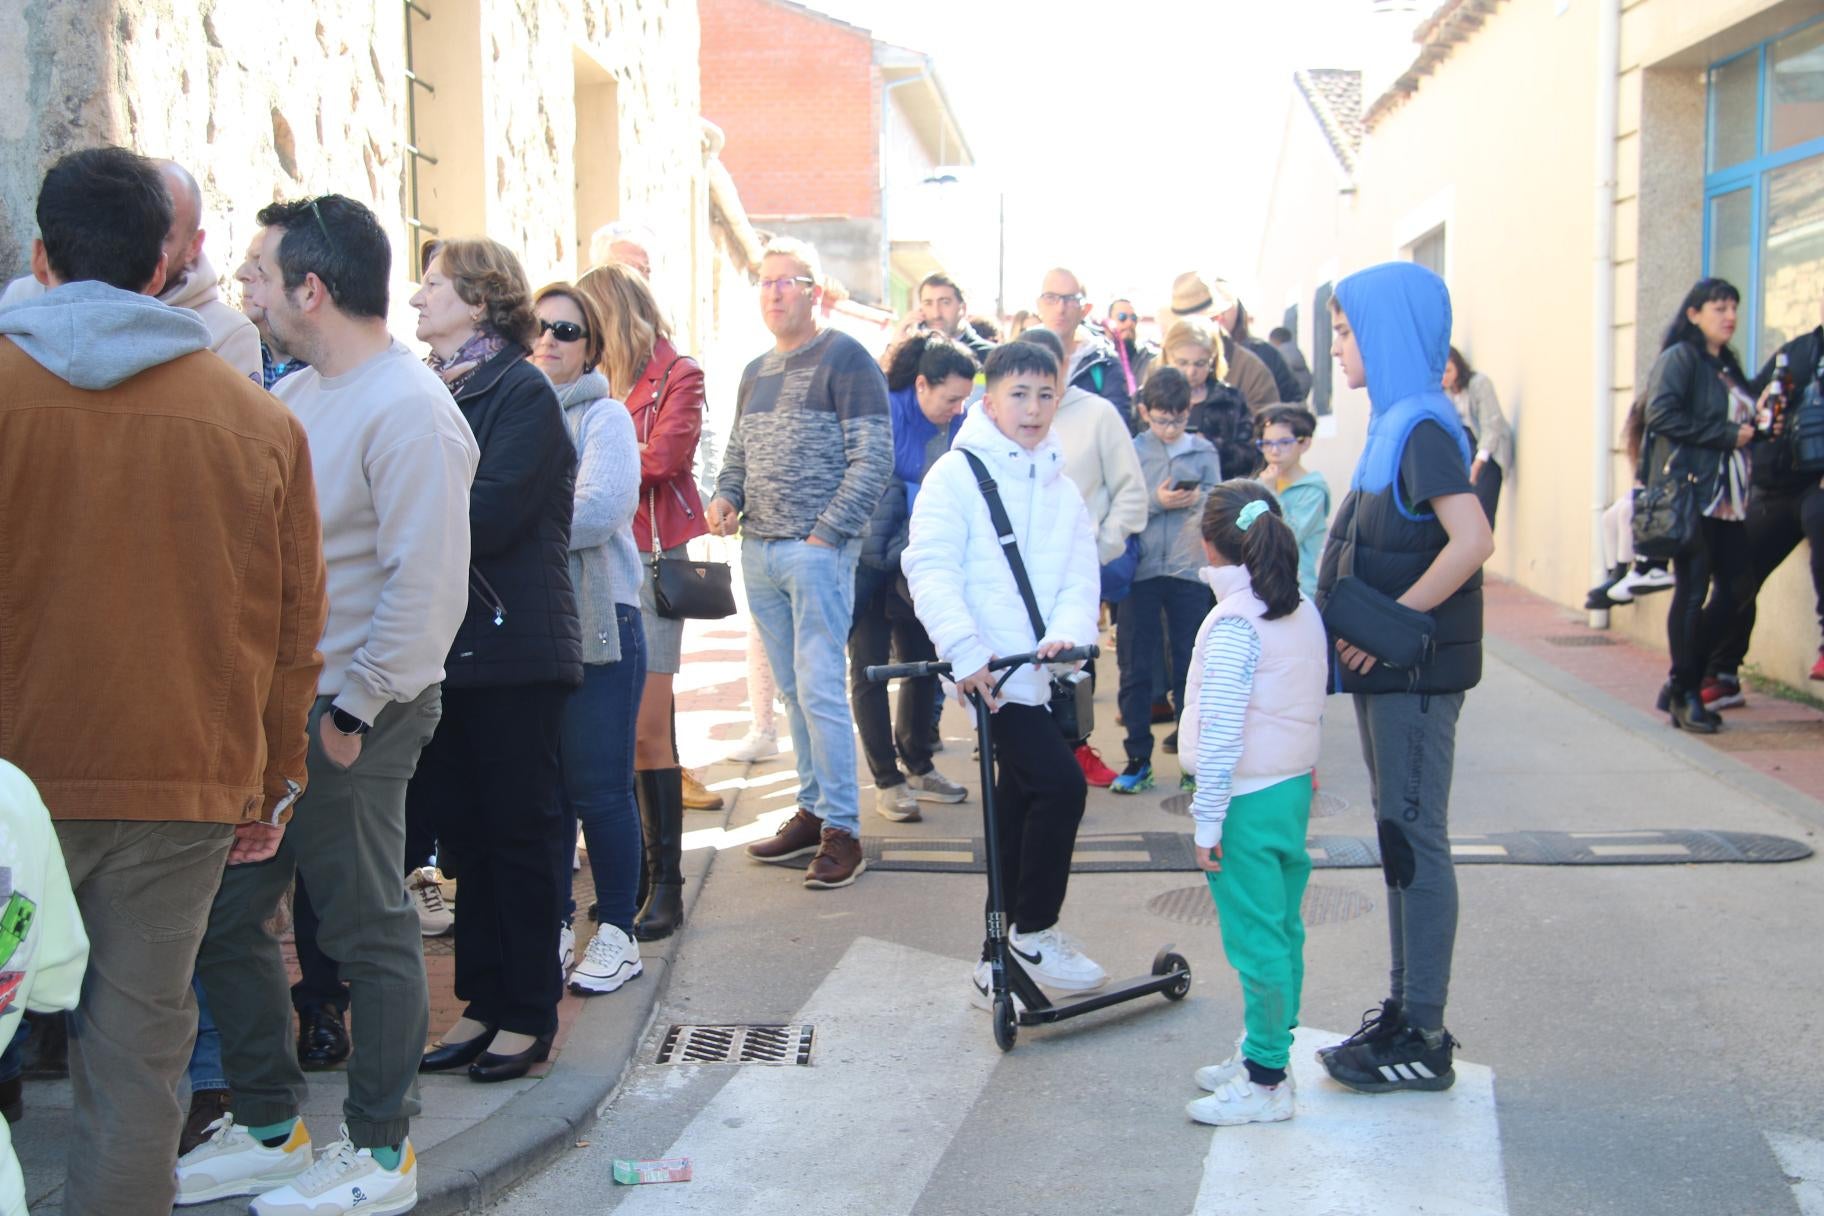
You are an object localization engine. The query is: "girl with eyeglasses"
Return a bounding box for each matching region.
[1254,406,1331,599]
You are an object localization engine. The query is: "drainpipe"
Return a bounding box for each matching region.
[881,63,931,310]
[1588,0,1622,629]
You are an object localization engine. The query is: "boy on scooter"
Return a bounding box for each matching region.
[903,340,1107,1003]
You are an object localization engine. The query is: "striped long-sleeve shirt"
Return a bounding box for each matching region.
[1188,616,1262,849]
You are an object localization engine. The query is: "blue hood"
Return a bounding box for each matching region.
[1334,261,1470,506]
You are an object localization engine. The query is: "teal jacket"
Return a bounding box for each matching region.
[1264,468,1332,599]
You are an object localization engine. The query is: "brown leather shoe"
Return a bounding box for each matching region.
[180,1087,231,1156]
[745,808,823,864]
[681,768,725,811]
[804,826,866,889]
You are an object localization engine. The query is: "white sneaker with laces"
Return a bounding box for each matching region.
[1007,926,1108,992]
[875,782,921,822]
[1615,566,1674,599]
[407,866,453,937]
[1194,1035,1297,1094]
[251,1125,417,1216]
[909,770,967,803]
[174,1115,313,1205]
[967,960,1027,1014]
[1186,1074,1295,1126]
[727,730,779,762]
[570,923,643,994]
[558,922,576,974]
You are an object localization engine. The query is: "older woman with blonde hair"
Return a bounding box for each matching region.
[1155,319,1257,478]
[575,262,709,942]
[408,238,583,1083]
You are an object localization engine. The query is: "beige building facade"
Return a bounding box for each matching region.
[1257,0,1824,688]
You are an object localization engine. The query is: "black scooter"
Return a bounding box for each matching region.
[865,644,1191,1051]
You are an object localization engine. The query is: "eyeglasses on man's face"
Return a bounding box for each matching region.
[1039,291,1084,307]
[759,275,815,294]
[539,318,587,343]
[1111,311,1137,323]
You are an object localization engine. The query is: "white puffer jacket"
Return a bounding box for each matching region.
[904,407,1101,708]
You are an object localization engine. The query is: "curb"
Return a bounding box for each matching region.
[1484,634,1824,836]
[410,765,739,1213]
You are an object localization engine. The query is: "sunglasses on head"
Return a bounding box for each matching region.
[539,318,587,343]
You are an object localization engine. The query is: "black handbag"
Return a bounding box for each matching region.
[1631,435,1700,560]
[962,452,1095,739]
[1320,506,1437,677]
[644,361,736,620]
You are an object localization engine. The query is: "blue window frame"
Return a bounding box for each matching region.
[1703,12,1824,370]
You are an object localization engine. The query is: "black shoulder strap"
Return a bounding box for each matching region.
[961,451,1048,644]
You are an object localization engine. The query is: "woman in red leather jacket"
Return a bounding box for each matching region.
[577,264,709,940]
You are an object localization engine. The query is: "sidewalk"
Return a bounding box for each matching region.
[11,616,757,1216]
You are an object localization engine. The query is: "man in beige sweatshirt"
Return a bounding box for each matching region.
[0,158,261,381]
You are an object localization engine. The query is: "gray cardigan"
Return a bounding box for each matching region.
[1455,372,1514,473]
[558,371,644,664]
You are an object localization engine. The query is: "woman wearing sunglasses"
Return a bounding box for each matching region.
[529,284,647,999]
[574,263,709,942]
[408,239,584,1082]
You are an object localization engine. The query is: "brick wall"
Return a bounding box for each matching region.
[700,0,879,219]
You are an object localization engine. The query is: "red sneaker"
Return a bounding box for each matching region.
[1811,652,1824,682]
[1700,675,1745,710]
[1075,744,1118,788]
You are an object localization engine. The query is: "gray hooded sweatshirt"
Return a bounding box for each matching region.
[0,279,212,388]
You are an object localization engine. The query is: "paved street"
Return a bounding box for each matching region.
[487,581,1824,1216]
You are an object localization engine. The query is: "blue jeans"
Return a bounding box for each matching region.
[743,537,862,835]
[1117,576,1213,763]
[188,976,226,1092]
[562,605,646,936]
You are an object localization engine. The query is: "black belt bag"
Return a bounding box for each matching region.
[1321,505,1437,690]
[962,451,1095,740]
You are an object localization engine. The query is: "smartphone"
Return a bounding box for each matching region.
[1172,479,1202,491]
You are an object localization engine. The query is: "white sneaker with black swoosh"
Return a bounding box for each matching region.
[1007,926,1107,992]
[967,960,1027,1013]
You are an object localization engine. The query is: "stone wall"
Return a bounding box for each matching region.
[1,0,708,349]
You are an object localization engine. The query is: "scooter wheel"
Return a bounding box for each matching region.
[992,995,1018,1051]
[1153,949,1192,1001]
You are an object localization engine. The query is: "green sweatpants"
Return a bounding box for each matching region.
[1205,773,1313,1071]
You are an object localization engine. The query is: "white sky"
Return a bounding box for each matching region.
[802,0,1379,316]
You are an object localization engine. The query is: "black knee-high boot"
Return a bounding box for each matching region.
[633,767,685,941]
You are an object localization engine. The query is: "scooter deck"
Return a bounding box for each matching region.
[1015,969,1191,1025]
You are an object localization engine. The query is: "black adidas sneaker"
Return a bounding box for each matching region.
[1321,1021,1457,1093]
[1316,998,1403,1062]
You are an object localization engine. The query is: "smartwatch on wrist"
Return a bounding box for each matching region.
[329,707,371,737]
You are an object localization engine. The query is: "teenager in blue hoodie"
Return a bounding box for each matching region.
[1313,263,1493,1094]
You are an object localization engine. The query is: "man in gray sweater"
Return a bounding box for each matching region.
[708,238,893,889]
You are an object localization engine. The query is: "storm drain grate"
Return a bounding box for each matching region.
[1544,634,1619,647]
[1146,884,1375,927]
[1160,789,1347,818]
[655,1024,814,1066]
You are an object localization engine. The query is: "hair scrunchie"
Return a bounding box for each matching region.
[1236,500,1269,531]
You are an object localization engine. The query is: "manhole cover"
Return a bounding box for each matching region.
[1145,884,1374,927]
[1159,789,1347,817]
[1544,634,1619,647]
[1705,721,1824,752]
[656,1024,814,1066]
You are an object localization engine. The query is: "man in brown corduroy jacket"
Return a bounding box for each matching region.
[0,146,326,1213]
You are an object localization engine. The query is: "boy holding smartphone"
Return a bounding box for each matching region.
[1113,367,1223,793]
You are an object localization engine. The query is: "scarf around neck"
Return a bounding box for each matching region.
[427,329,509,395]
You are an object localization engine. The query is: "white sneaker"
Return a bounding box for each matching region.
[727,730,779,762]
[1614,565,1674,600]
[967,960,1026,1014]
[875,782,921,823]
[1186,1074,1295,1126]
[909,769,967,803]
[407,866,453,937]
[570,923,643,995]
[1007,926,1108,992]
[1195,1035,1297,1094]
[174,1115,313,1204]
[558,922,576,974]
[251,1125,417,1216]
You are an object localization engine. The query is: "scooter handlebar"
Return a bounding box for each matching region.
[863,660,954,683]
[987,643,1100,671]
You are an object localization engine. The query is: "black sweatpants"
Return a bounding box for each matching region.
[849,568,938,787]
[1705,480,1824,675]
[986,702,1087,942]
[1667,516,1750,690]
[406,683,572,1037]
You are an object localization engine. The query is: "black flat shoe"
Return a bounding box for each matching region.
[468,1033,553,1083]
[420,1026,498,1073]
[1669,690,1721,734]
[297,1003,350,1071]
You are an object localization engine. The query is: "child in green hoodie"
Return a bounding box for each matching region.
[1255,407,1330,599]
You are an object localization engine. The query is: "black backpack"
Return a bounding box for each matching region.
[1793,377,1824,474]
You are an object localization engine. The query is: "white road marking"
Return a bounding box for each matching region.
[1193,1027,1508,1215]
[611,936,1001,1214]
[1768,1132,1824,1215]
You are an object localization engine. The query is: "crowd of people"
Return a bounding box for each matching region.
[0,138,1818,1216]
